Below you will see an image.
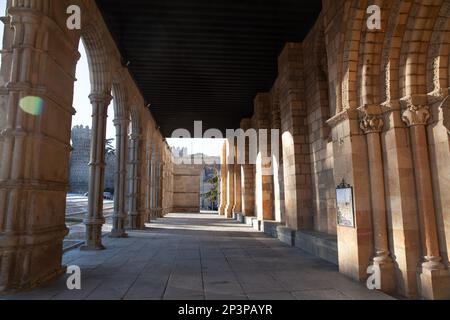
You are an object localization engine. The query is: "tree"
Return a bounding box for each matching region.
[202,167,219,209]
[105,138,115,156]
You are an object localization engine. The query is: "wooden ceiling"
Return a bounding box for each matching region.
[95,0,322,136]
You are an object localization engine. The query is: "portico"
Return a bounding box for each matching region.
[0,0,449,300]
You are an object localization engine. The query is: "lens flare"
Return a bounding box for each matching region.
[19,96,44,116]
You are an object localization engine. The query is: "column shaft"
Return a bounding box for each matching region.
[225,163,235,218]
[234,163,242,213]
[359,105,395,293]
[110,118,129,238]
[128,133,144,229]
[367,133,390,256]
[82,93,112,250]
[0,3,71,290]
[218,143,227,215]
[410,125,440,258]
[402,99,449,299]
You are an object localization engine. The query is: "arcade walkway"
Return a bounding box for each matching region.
[3,214,394,300]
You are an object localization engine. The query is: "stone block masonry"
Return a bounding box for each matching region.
[69,125,116,194]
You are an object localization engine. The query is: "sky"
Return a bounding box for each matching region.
[0,0,223,157]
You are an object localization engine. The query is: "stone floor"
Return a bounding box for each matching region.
[2,213,395,300]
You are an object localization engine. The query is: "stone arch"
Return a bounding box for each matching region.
[112,76,129,119]
[398,0,442,97]
[130,103,141,135]
[379,0,409,105]
[311,19,332,138]
[427,1,450,95]
[356,0,388,106]
[79,13,113,95]
[339,0,367,110]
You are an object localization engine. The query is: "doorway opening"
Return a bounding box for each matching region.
[167,138,223,214]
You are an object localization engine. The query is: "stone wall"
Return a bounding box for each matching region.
[69,125,116,194]
[222,0,450,299]
[172,164,201,212]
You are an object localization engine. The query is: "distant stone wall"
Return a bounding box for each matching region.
[172,164,201,212]
[69,125,116,194]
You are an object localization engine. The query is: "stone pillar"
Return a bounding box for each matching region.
[218,142,227,215]
[278,43,312,230]
[233,143,242,213]
[271,92,284,222]
[401,96,449,299]
[144,143,152,223]
[240,119,255,216]
[81,92,112,250]
[128,132,144,229]
[149,149,155,219]
[110,117,129,238]
[0,1,74,291]
[326,109,373,281]
[224,141,235,218]
[156,159,163,217]
[254,93,274,221]
[359,105,395,293]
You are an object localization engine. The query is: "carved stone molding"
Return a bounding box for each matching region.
[325,108,359,128]
[400,95,431,127]
[402,105,431,127]
[89,92,113,105]
[358,104,384,134]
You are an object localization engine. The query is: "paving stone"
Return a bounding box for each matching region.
[3,213,394,300]
[292,289,350,300]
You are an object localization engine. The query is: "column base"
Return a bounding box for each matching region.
[225,205,233,218]
[80,243,106,251]
[0,240,66,293]
[109,229,128,238]
[129,213,146,230]
[82,223,105,250]
[372,255,396,294]
[419,259,450,300]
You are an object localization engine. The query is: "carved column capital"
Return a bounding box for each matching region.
[400,95,431,127]
[358,105,384,133]
[401,105,431,127]
[89,92,113,106]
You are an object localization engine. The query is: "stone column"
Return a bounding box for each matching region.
[110,117,129,238]
[254,93,274,221]
[278,44,312,230]
[240,119,255,216]
[218,142,227,215]
[233,144,242,213]
[150,151,156,219]
[261,136,274,221]
[81,92,112,250]
[0,1,73,290]
[156,159,163,217]
[271,93,284,222]
[401,96,449,299]
[225,141,235,218]
[359,105,395,293]
[128,132,144,229]
[144,143,152,223]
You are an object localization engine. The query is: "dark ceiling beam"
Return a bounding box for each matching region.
[95,0,322,136]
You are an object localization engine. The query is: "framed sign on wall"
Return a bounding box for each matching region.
[336,179,355,228]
